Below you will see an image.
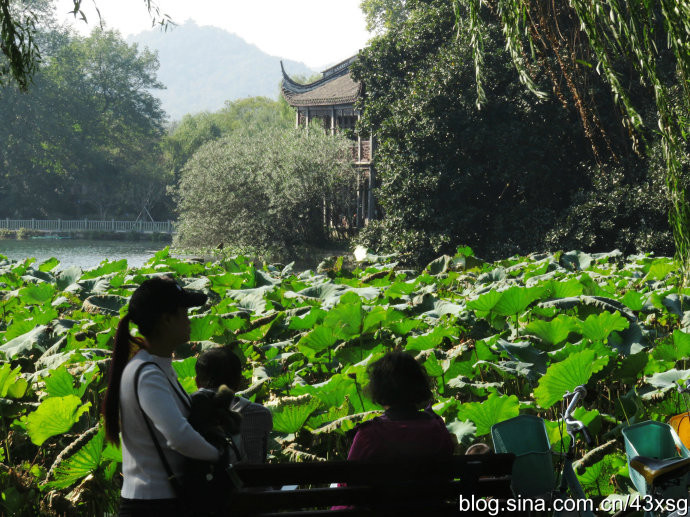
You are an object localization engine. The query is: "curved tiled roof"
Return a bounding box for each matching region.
[281,57,362,107]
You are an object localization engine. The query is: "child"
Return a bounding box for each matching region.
[194,346,273,464]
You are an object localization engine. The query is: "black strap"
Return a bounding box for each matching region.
[133,361,185,497]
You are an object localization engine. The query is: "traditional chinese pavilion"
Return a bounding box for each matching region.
[281,56,375,226]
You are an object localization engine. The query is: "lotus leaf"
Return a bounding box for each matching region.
[47,427,105,489]
[493,286,544,317]
[525,315,579,347]
[456,393,519,436]
[19,283,55,305]
[579,311,629,342]
[534,349,608,408]
[0,325,53,359]
[297,325,338,359]
[22,395,91,446]
[82,295,128,316]
[267,395,321,434]
[447,419,477,446]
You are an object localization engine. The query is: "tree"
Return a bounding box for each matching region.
[360,0,409,33]
[452,0,690,271]
[353,0,681,265]
[0,0,169,88]
[0,27,168,218]
[174,127,356,255]
[161,97,293,180]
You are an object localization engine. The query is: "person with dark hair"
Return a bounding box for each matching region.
[195,346,273,464]
[102,275,221,516]
[347,351,454,462]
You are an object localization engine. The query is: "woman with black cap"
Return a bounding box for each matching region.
[102,275,220,516]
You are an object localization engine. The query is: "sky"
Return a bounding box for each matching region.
[53,0,372,69]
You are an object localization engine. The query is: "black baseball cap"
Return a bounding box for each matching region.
[128,275,207,328]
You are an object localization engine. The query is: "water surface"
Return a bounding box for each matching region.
[0,239,167,270]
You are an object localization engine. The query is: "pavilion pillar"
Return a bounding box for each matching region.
[295,109,300,129]
[306,107,310,135]
[331,107,336,135]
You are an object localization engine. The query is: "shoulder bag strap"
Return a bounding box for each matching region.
[133,361,184,497]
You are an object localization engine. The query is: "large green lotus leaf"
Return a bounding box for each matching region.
[494,339,548,376]
[82,295,128,316]
[238,313,284,341]
[0,364,27,399]
[662,294,690,317]
[388,318,422,336]
[560,251,593,271]
[172,356,197,380]
[267,395,321,434]
[643,259,676,282]
[621,290,645,312]
[22,395,91,445]
[423,298,466,319]
[576,454,627,490]
[361,306,391,334]
[405,325,457,351]
[534,349,608,408]
[323,292,364,339]
[38,257,59,273]
[447,419,477,447]
[81,259,128,280]
[425,255,452,275]
[47,427,105,489]
[579,311,629,342]
[189,314,225,341]
[288,308,327,330]
[19,283,55,305]
[645,368,690,390]
[423,354,444,378]
[207,272,246,292]
[456,393,519,436]
[614,352,649,384]
[467,290,502,313]
[493,286,545,317]
[525,315,579,347]
[547,279,584,299]
[226,286,272,314]
[384,280,416,299]
[305,401,352,430]
[297,325,338,359]
[475,360,538,382]
[56,266,82,291]
[0,325,53,360]
[44,366,81,398]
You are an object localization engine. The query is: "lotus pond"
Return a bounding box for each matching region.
[1,246,689,515]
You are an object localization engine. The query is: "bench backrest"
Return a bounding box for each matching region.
[231,453,515,516]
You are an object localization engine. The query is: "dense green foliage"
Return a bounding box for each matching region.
[452,0,690,275]
[161,96,293,180]
[354,0,688,266]
[0,27,168,219]
[3,247,690,514]
[173,127,356,255]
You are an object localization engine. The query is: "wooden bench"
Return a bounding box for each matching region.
[231,453,516,516]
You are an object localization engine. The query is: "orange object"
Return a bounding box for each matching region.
[669,413,690,450]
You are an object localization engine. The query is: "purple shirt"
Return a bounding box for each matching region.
[347,408,454,462]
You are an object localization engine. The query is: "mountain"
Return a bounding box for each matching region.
[127,20,316,121]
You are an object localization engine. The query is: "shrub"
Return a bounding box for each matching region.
[173,127,356,255]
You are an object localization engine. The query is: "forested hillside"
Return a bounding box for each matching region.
[128,21,316,120]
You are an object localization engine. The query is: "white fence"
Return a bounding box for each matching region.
[0,219,175,234]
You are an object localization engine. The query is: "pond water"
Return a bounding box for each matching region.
[0,239,168,270]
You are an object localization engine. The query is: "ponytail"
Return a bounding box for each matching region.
[103,314,132,444]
